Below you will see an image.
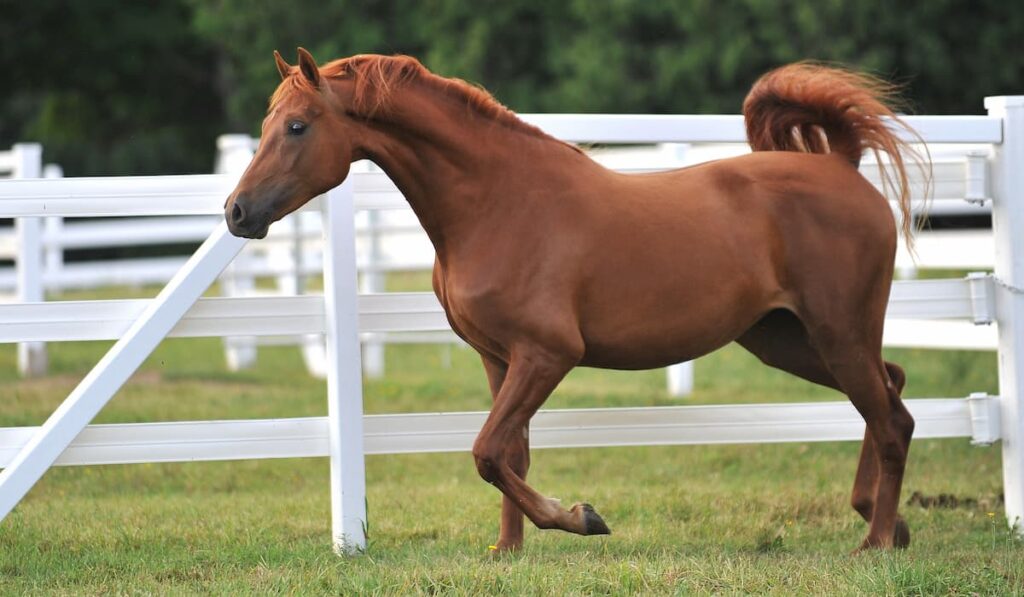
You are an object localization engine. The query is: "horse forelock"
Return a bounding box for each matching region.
[268,74,317,113]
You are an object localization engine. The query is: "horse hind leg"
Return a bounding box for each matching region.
[850,362,911,548]
[737,310,912,548]
[805,322,914,550]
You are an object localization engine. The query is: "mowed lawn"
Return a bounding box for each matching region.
[0,283,1022,594]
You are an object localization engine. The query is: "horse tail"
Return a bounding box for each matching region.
[742,62,928,250]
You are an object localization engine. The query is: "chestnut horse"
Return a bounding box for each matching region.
[225,49,925,553]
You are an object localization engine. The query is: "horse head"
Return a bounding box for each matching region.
[224,48,355,238]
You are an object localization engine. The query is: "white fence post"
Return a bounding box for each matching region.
[217,135,258,371]
[322,179,368,554]
[986,95,1024,532]
[0,223,246,521]
[667,361,694,397]
[13,143,46,377]
[295,209,330,377]
[361,209,386,378]
[42,164,64,295]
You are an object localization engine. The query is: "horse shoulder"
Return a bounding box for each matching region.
[437,253,585,360]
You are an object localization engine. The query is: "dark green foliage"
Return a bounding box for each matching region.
[0,0,223,175]
[189,0,428,134]
[3,0,1023,175]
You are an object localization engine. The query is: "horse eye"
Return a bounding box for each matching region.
[288,121,306,135]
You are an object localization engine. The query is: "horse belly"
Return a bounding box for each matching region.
[576,275,777,370]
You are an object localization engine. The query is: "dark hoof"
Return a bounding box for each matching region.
[893,517,911,549]
[578,503,611,536]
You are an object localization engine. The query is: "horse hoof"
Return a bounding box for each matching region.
[893,517,911,549]
[853,518,910,553]
[853,534,886,553]
[572,502,611,535]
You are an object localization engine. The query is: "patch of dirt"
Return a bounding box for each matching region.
[905,490,1004,510]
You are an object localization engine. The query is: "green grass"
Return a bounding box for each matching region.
[0,283,1020,594]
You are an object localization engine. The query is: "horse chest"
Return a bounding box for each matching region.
[436,281,498,334]
[432,268,532,359]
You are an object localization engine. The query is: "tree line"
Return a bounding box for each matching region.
[3,0,1021,176]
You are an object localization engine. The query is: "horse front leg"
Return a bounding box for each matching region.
[480,355,531,552]
[472,349,610,547]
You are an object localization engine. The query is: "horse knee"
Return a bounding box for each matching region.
[472,444,501,484]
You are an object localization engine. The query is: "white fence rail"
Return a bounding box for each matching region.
[1,119,1000,392]
[0,277,997,343]
[0,105,1022,554]
[217,120,1003,394]
[0,397,998,468]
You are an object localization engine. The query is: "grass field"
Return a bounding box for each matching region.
[1,282,1022,594]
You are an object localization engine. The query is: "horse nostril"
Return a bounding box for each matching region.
[230,201,246,226]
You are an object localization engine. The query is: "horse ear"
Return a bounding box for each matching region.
[296,47,321,87]
[273,50,291,80]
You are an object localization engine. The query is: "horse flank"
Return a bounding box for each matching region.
[743,62,929,250]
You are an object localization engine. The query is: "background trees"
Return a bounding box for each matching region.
[3,0,1022,176]
[0,1,221,175]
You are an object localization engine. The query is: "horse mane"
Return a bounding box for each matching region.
[272,54,576,150]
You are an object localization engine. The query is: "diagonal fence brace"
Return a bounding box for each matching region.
[0,222,246,521]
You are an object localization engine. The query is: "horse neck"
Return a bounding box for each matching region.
[342,81,580,258]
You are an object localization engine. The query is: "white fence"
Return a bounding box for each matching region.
[0,103,1021,555]
[2,136,998,392]
[219,133,1003,395]
[0,143,62,378]
[0,137,438,380]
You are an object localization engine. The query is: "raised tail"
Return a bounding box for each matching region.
[742,62,928,249]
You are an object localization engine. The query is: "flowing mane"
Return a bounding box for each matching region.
[271,54,572,148]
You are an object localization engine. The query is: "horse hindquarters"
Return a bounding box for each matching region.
[738,310,913,548]
[784,222,912,549]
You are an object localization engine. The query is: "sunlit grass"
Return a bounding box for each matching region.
[0,282,1018,594]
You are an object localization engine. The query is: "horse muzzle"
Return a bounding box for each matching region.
[225,195,271,239]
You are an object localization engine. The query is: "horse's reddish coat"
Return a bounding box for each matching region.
[228,49,925,552]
